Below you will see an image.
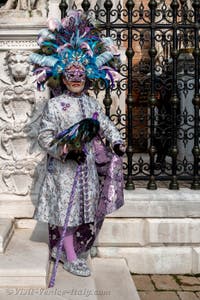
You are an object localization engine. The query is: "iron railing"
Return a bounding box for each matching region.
[59,0,200,190]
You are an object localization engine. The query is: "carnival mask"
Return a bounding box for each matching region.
[63,64,86,95]
[64,63,86,82]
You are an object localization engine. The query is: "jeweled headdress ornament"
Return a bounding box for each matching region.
[29,10,121,93]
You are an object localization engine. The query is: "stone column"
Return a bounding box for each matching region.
[0,4,49,218]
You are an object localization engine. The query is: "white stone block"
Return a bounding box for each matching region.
[48,0,61,20]
[125,188,200,202]
[109,188,200,218]
[0,257,138,300]
[0,276,47,288]
[97,247,192,274]
[1,188,200,219]
[0,218,14,253]
[192,247,200,273]
[0,197,35,219]
[95,218,146,246]
[147,218,200,244]
[15,218,38,229]
[0,227,49,287]
[92,258,140,300]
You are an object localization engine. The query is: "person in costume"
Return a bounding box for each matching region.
[29,10,125,282]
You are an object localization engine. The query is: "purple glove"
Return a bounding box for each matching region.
[113,144,126,157]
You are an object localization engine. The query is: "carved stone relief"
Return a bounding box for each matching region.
[0,0,41,11]
[0,0,48,23]
[0,40,38,51]
[5,50,31,84]
[2,160,37,195]
[2,87,35,122]
[0,49,49,196]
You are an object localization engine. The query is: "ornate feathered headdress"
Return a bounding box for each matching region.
[29,10,121,93]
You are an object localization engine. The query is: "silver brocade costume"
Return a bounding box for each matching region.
[33,92,123,227]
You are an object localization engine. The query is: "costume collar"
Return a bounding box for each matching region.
[64,90,85,98]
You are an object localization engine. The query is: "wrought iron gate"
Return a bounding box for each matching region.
[59,0,200,190]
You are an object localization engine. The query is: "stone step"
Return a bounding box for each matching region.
[0,225,49,287]
[0,219,140,299]
[0,256,140,300]
[1,188,200,219]
[0,218,15,253]
[46,256,99,300]
[111,188,200,218]
[95,218,200,247]
[92,257,140,300]
[97,246,200,274]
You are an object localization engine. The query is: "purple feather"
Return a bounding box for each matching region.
[106,70,114,88]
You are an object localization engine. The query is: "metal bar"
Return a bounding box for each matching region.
[96,23,196,30]
[82,0,91,12]
[168,0,179,190]
[125,0,135,189]
[147,0,157,190]
[103,0,113,119]
[191,0,200,189]
[124,175,194,181]
[59,0,68,18]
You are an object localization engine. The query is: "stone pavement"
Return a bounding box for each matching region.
[131,274,200,300]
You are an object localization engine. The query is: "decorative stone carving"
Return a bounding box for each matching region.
[0,40,38,51]
[0,0,48,23]
[1,160,39,195]
[4,50,30,84]
[0,51,37,123]
[0,0,44,11]
[1,122,39,160]
[2,87,35,122]
[0,49,49,197]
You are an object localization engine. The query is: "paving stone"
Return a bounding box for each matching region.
[131,275,155,291]
[139,291,180,300]
[177,275,200,286]
[180,285,200,291]
[151,275,181,290]
[177,291,200,300]
[195,291,200,298]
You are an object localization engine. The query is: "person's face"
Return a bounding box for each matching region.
[63,78,85,95]
[63,65,86,95]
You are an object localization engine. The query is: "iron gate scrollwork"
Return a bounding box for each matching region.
[59,0,200,190]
